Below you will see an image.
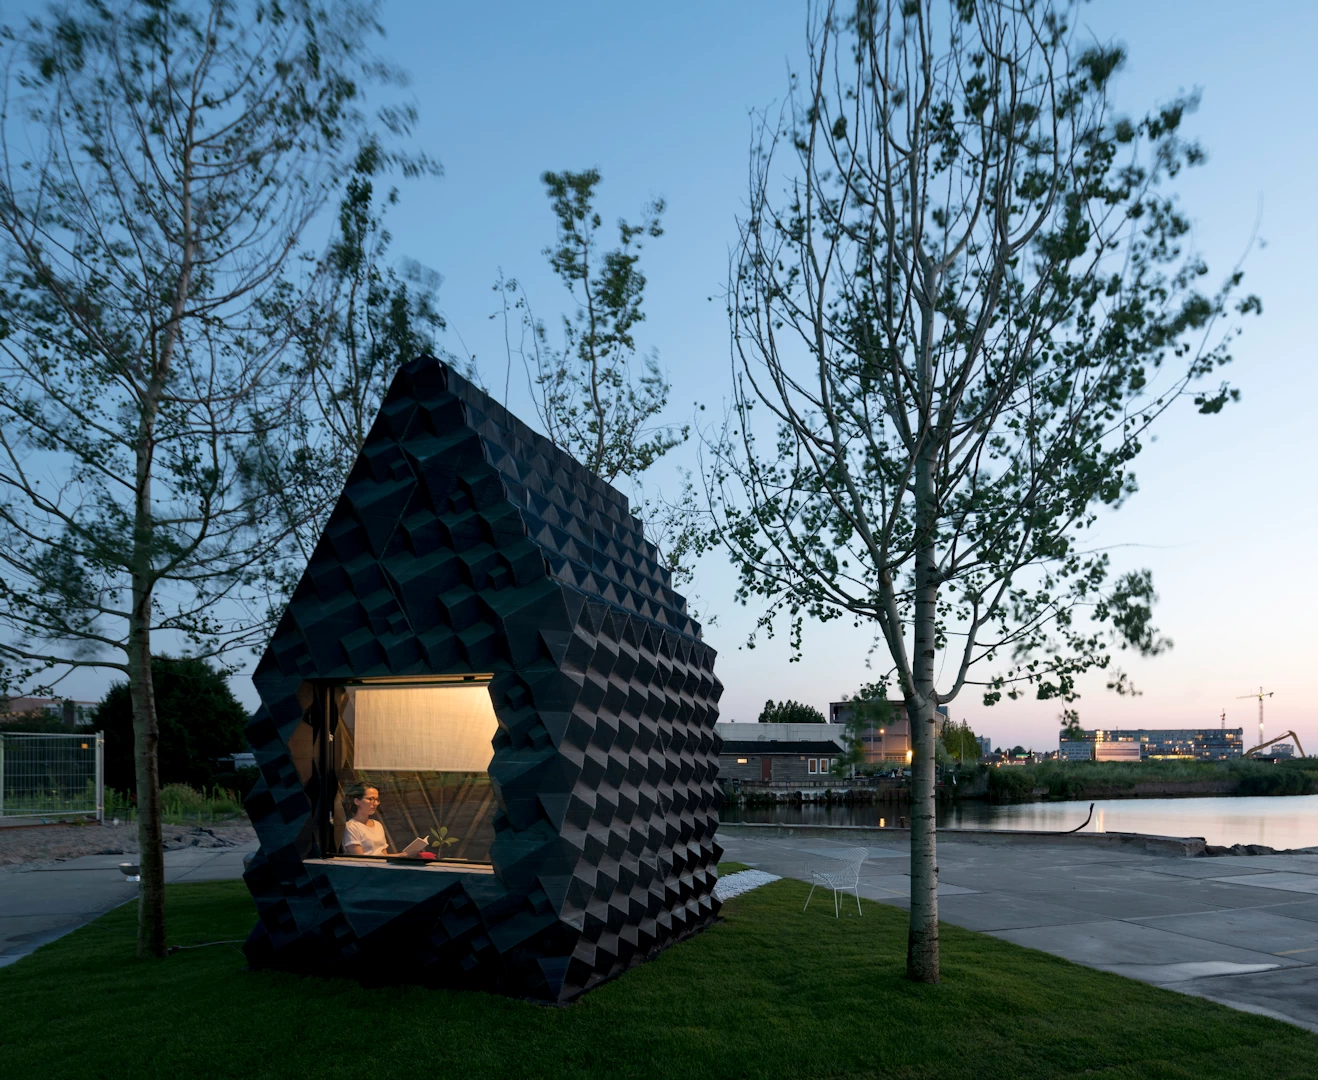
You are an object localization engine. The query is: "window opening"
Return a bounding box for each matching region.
[328,679,498,867]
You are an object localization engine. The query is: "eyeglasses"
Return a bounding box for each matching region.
[359,795,380,803]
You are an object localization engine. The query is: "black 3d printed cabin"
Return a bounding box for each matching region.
[241,357,723,1002]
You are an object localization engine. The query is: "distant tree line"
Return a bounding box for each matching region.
[756,699,827,724]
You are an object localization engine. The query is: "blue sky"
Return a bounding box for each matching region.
[373,1,1317,750]
[17,1,1317,752]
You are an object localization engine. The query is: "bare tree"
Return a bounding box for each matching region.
[0,0,403,956]
[710,0,1258,982]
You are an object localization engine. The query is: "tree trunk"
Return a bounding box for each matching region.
[906,539,941,982]
[907,287,940,983]
[129,444,165,958]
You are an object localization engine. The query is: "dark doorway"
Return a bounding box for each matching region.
[760,756,772,782]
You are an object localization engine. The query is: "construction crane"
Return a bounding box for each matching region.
[1237,687,1274,748]
[1244,731,1307,759]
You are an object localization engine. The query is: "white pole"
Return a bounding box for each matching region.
[95,731,104,823]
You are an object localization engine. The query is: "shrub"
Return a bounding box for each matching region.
[987,767,1035,803]
[93,656,250,793]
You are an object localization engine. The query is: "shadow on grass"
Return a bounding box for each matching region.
[1,877,1315,1079]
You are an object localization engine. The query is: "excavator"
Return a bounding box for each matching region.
[1243,731,1307,759]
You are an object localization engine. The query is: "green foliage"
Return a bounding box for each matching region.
[941,720,981,763]
[0,0,406,696]
[494,171,702,587]
[3,880,1317,1079]
[94,657,249,794]
[512,169,684,483]
[709,0,1259,712]
[246,136,445,597]
[987,767,1039,803]
[987,758,1318,803]
[105,783,244,824]
[756,698,826,724]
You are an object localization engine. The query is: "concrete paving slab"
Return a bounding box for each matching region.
[891,891,1093,932]
[1213,855,1318,875]
[1215,872,1318,896]
[798,845,903,861]
[988,918,1304,973]
[1116,877,1317,910]
[1137,860,1277,880]
[168,851,253,883]
[1259,899,1318,925]
[934,869,1087,896]
[1131,908,1318,955]
[857,874,979,899]
[1000,885,1221,920]
[1175,964,1318,1034]
[1103,960,1283,984]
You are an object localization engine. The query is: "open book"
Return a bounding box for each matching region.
[400,837,429,857]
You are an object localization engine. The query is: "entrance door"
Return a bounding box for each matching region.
[760,756,772,781]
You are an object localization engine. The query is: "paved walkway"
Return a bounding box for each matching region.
[719,826,1318,1034]
[0,844,257,968]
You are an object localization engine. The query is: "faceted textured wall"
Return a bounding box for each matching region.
[241,356,722,1002]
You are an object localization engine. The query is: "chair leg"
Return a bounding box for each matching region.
[854,887,862,916]
[833,888,839,918]
[804,881,817,913]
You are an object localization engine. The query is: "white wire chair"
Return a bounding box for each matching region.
[803,846,868,917]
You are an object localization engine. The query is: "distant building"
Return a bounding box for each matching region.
[0,696,97,728]
[977,735,993,759]
[1059,737,1095,762]
[716,722,847,785]
[1058,728,1244,762]
[1094,742,1141,762]
[1272,743,1295,759]
[829,700,949,764]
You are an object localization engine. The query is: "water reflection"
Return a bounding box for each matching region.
[722,795,1318,849]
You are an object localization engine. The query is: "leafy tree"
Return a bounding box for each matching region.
[708,0,1258,982]
[941,720,981,763]
[502,169,684,482]
[96,657,248,795]
[495,171,699,585]
[0,0,407,956]
[757,698,827,724]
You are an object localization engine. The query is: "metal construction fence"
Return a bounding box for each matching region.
[0,731,104,820]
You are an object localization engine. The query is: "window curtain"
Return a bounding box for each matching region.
[344,685,497,772]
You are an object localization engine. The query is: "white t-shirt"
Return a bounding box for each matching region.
[343,818,388,856]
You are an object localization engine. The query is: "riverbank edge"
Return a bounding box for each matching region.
[718,820,1210,856]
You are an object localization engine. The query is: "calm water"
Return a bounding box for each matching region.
[722,795,1318,850]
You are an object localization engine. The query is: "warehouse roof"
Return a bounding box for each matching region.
[720,740,843,756]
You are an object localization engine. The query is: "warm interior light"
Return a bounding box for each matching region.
[345,684,497,772]
[905,749,913,764]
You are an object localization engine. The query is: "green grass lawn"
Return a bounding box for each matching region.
[3,869,1317,1079]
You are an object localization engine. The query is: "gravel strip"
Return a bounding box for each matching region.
[714,869,782,902]
[0,820,255,870]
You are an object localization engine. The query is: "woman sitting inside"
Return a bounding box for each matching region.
[342,783,392,857]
